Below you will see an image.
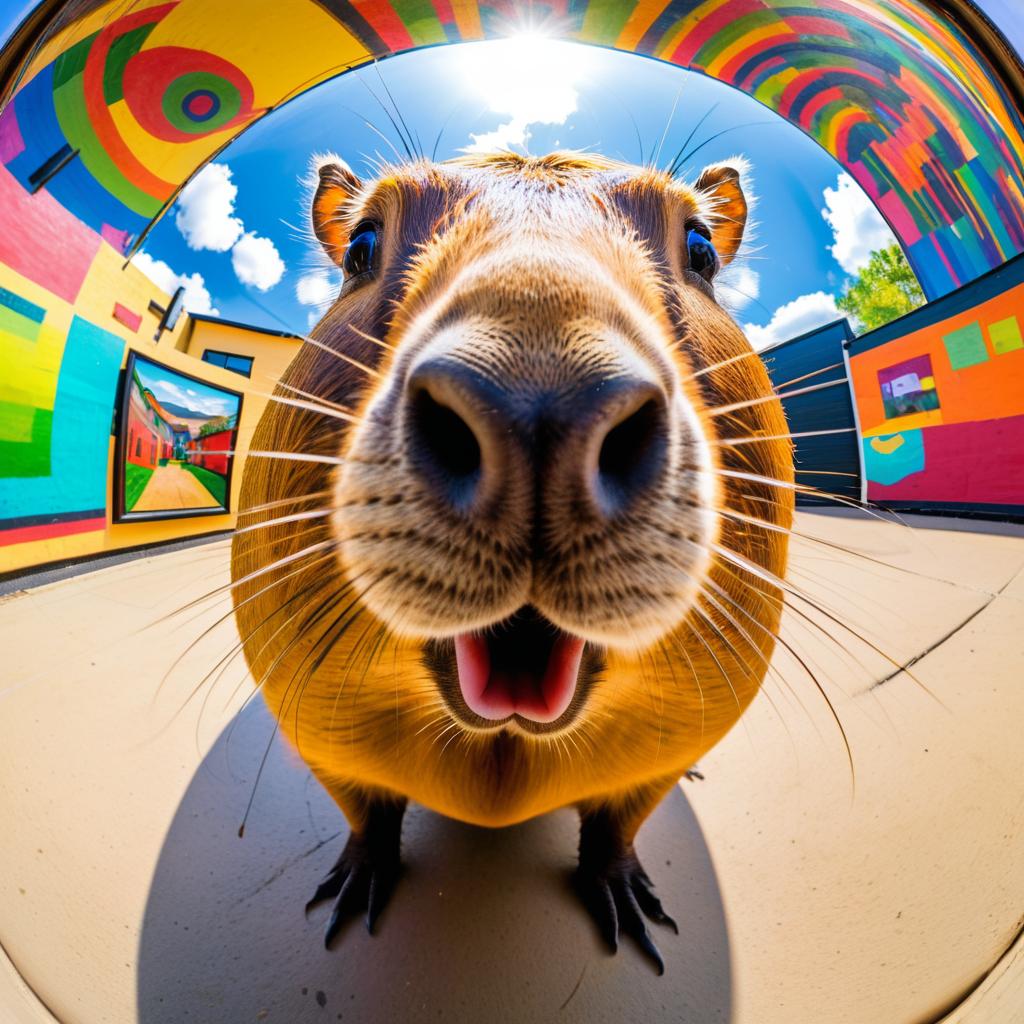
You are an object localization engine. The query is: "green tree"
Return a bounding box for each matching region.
[837,244,926,332]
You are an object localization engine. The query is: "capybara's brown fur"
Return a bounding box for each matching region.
[230,151,793,965]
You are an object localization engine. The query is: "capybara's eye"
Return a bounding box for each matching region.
[343,221,378,278]
[686,226,719,282]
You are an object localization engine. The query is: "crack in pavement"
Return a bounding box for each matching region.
[869,567,1021,691]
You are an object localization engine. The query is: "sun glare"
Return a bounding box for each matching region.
[457,35,601,153]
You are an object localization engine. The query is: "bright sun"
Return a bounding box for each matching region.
[457,35,601,153]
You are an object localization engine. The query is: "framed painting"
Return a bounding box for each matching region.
[113,352,243,522]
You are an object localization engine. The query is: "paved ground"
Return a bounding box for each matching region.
[132,463,217,512]
[0,511,1021,1023]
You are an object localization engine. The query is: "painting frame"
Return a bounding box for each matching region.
[112,351,244,523]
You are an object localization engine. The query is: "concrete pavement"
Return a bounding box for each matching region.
[0,511,1021,1023]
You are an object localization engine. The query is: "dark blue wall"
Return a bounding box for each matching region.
[760,319,861,504]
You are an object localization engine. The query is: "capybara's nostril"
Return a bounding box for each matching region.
[594,395,668,517]
[408,385,483,510]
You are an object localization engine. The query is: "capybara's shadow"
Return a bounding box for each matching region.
[136,701,732,1023]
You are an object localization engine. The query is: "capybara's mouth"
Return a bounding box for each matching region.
[454,607,586,724]
[424,606,602,733]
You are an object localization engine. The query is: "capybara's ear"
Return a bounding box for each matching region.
[311,156,362,266]
[693,161,750,267]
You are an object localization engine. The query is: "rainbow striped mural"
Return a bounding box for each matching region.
[1,0,1022,297]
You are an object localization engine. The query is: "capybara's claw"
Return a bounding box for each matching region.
[307,818,403,946]
[573,850,675,975]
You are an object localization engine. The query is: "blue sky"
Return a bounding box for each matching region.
[131,38,903,350]
[2,3,1022,349]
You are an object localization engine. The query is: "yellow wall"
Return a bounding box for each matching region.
[0,244,301,576]
[178,318,301,394]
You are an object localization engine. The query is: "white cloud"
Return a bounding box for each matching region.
[717,265,761,314]
[174,163,244,252]
[743,291,842,351]
[460,38,595,153]
[467,120,535,154]
[231,232,285,291]
[295,270,338,306]
[131,252,219,316]
[821,173,896,275]
[171,161,288,292]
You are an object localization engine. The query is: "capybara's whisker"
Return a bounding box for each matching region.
[698,581,827,731]
[236,489,333,518]
[195,577,339,750]
[768,361,846,391]
[652,83,685,170]
[224,578,365,749]
[795,469,860,478]
[686,620,742,710]
[712,544,943,708]
[236,580,371,808]
[247,450,348,467]
[345,108,408,165]
[259,391,365,425]
[705,376,849,418]
[300,332,382,379]
[275,382,355,414]
[157,538,335,626]
[712,469,898,522]
[687,347,758,378]
[159,552,339,709]
[703,573,855,783]
[347,322,396,352]
[232,507,335,538]
[664,101,717,178]
[719,505,976,594]
[715,427,857,447]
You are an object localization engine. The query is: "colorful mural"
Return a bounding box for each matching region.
[0,162,101,304]
[0,299,124,546]
[0,211,288,573]
[2,0,1023,294]
[616,0,1024,297]
[849,253,1024,512]
[0,0,366,252]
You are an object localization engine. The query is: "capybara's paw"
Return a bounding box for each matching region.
[572,849,678,975]
[306,834,402,945]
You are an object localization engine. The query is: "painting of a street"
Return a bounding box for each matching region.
[117,354,241,519]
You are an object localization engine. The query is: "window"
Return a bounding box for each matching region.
[202,349,253,378]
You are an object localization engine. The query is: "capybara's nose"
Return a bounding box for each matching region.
[404,361,489,512]
[404,357,669,519]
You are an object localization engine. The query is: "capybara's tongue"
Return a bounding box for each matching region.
[454,627,585,724]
